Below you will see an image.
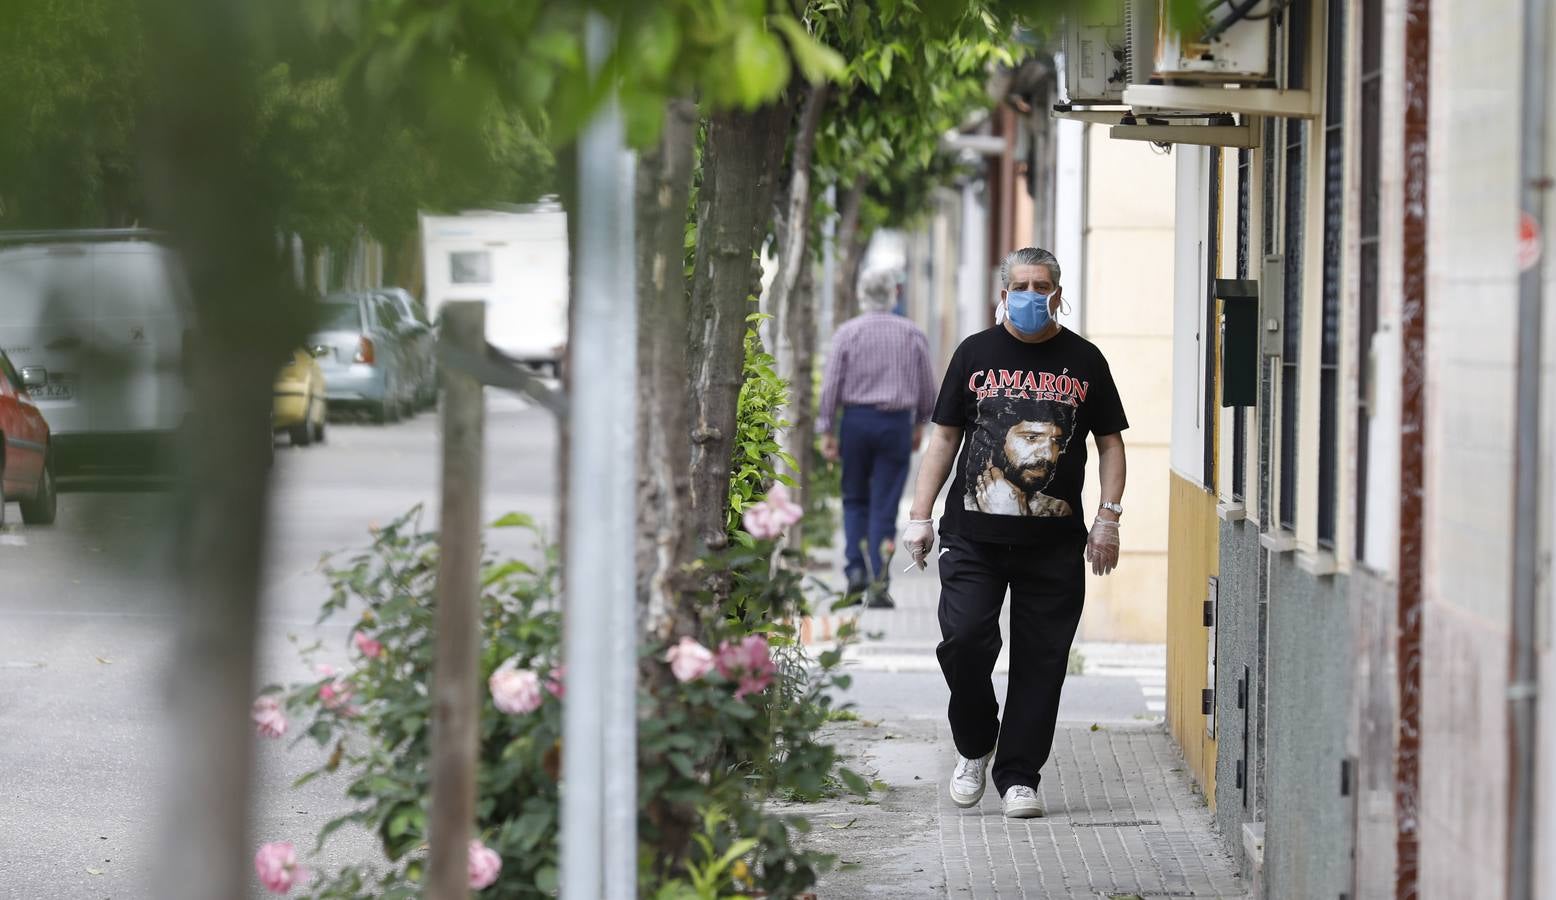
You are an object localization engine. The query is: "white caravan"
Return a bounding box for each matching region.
[420,203,569,374]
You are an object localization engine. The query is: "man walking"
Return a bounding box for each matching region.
[902,247,1127,818]
[819,269,936,608]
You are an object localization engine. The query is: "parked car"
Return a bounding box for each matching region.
[0,230,190,481]
[273,347,328,446]
[310,291,415,423]
[0,348,57,525]
[374,287,437,409]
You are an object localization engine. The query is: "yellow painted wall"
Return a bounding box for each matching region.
[1165,470,1220,804]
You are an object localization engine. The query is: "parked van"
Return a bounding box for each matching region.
[420,203,568,375]
[0,230,191,479]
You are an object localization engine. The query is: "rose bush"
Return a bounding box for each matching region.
[256,331,859,898]
[255,507,859,899]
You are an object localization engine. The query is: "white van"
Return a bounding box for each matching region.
[420,204,569,374]
[0,230,190,479]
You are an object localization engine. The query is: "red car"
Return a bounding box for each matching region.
[0,348,56,526]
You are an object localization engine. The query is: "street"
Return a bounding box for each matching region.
[0,395,556,899]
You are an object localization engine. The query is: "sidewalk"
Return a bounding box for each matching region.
[792,541,1247,899]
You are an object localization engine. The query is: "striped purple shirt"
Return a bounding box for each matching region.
[818,311,937,433]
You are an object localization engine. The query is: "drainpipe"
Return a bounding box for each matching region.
[1395,0,1430,893]
[1508,0,1549,894]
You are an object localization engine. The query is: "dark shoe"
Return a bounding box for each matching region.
[866,585,895,609]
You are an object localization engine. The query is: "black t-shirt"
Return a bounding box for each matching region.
[931,325,1128,544]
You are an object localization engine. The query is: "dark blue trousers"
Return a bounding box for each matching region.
[839,406,913,585]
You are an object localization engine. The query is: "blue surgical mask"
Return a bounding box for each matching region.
[1005,290,1053,335]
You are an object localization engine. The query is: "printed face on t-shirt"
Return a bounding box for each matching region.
[1002,419,1065,490]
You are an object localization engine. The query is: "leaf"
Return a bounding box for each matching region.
[492,512,536,529]
[86,867,103,875]
[838,767,872,796]
[771,15,846,85]
[827,818,857,829]
[730,24,791,108]
[482,560,535,586]
[95,656,113,665]
[535,865,559,892]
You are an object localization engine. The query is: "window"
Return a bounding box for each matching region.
[377,298,402,329]
[0,352,19,391]
[319,301,363,332]
[1234,148,1251,501]
[450,251,492,284]
[1280,123,1306,533]
[1355,0,1383,558]
[1317,0,1347,548]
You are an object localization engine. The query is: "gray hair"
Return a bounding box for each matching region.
[999,247,1061,288]
[858,269,899,311]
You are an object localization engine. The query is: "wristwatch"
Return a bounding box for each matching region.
[1099,501,1123,517]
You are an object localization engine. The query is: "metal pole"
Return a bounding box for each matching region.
[561,13,636,899]
[603,142,639,899]
[1508,0,1549,895]
[426,301,487,899]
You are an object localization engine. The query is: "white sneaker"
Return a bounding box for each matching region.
[948,751,993,808]
[1002,784,1044,819]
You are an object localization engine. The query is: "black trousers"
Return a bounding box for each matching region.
[935,532,1087,795]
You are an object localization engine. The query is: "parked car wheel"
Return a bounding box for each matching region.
[289,421,313,447]
[0,455,7,529]
[19,459,56,525]
[313,416,327,444]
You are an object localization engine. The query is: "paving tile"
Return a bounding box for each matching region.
[935,723,1248,899]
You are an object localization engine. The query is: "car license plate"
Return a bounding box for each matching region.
[32,380,73,402]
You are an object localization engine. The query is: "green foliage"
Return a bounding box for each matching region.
[0,0,145,226]
[811,1,1018,232]
[270,506,857,899]
[726,317,796,544]
[310,0,845,150]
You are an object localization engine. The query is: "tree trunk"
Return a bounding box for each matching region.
[136,1,311,896]
[785,263,818,516]
[834,178,868,322]
[635,99,699,640]
[687,101,791,551]
[765,81,830,363]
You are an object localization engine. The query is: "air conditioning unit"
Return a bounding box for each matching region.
[1155,0,1275,81]
[1059,0,1162,106]
[1059,1,1128,105]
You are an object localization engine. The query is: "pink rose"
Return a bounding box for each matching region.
[545,665,566,700]
[352,631,384,659]
[665,636,715,683]
[254,841,306,894]
[468,839,502,890]
[715,635,777,699]
[252,696,288,739]
[489,661,544,715]
[742,484,804,540]
[765,483,804,527]
[314,665,359,715]
[742,503,780,540]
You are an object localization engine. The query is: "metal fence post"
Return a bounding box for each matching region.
[562,12,637,899]
[427,301,487,899]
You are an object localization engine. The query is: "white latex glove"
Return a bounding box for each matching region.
[1086,519,1120,576]
[902,519,935,571]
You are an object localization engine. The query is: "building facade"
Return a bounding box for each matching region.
[1117,0,1556,896]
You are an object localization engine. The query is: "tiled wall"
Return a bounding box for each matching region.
[1419,0,1522,893]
